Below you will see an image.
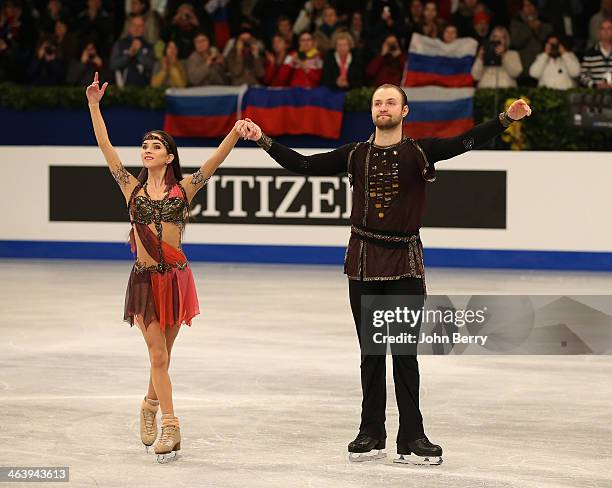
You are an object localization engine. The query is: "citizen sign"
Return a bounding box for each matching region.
[49,166,506,229]
[190,169,352,225]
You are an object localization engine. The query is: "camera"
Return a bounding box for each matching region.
[388,41,399,53]
[549,41,560,58]
[483,40,501,66]
[44,44,56,56]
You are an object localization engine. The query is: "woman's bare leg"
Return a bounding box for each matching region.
[137,318,174,415]
[145,325,181,401]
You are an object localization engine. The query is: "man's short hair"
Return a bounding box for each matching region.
[373,84,408,108]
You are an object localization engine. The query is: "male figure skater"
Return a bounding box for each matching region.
[237,84,531,464]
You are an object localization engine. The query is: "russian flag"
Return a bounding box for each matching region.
[403,86,475,139]
[402,33,477,88]
[205,0,231,51]
[163,85,246,138]
[241,87,346,139]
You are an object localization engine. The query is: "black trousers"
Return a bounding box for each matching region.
[348,277,425,445]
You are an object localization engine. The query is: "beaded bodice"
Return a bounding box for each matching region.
[132,184,187,230]
[128,182,189,272]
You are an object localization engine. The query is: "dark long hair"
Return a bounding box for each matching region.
[138,130,182,190]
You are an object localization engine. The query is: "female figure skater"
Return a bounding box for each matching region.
[86,72,244,463]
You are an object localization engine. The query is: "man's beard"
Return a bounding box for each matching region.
[373,115,402,130]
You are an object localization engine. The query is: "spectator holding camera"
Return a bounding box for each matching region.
[580,19,612,89]
[225,29,265,85]
[151,40,187,88]
[66,41,109,86]
[168,3,201,59]
[471,26,522,88]
[282,31,323,87]
[109,15,155,86]
[529,35,580,89]
[28,36,67,85]
[366,33,405,86]
[185,31,226,86]
[321,31,363,90]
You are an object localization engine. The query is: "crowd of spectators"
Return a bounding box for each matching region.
[1,0,611,91]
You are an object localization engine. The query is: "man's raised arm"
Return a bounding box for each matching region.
[239,119,355,176]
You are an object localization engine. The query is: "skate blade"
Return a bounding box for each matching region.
[348,450,387,463]
[393,454,443,466]
[156,451,179,464]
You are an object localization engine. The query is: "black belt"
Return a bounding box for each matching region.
[350,225,420,249]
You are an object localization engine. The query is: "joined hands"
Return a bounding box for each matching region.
[234,118,262,141]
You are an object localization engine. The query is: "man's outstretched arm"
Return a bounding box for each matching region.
[418,99,532,164]
[238,119,355,176]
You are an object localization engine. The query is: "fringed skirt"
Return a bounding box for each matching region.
[124,261,200,332]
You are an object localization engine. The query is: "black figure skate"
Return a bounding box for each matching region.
[394,436,443,465]
[347,433,386,462]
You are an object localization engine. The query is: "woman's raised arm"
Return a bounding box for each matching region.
[86,72,138,200]
[180,120,245,202]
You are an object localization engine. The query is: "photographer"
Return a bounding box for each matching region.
[366,34,405,86]
[28,37,67,85]
[109,15,155,87]
[282,31,323,87]
[66,41,109,86]
[185,32,226,86]
[168,3,201,59]
[471,26,522,88]
[529,35,580,89]
[225,29,265,85]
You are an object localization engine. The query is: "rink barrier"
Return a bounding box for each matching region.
[1,240,611,271]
